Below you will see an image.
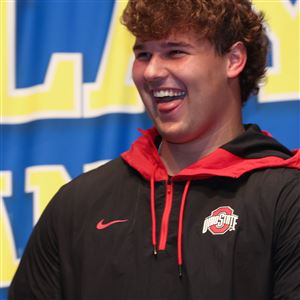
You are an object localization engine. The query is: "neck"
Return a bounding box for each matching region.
[159,119,244,176]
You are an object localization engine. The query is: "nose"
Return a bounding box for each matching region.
[143,55,168,83]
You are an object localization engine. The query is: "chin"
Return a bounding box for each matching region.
[157,125,192,144]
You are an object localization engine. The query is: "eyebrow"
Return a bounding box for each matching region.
[133,44,145,51]
[162,42,192,48]
[133,41,193,51]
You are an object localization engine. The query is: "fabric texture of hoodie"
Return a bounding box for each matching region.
[9,124,300,300]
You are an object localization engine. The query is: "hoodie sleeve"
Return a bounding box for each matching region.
[272,173,300,300]
[8,188,63,300]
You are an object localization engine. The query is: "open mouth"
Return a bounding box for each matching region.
[153,89,186,103]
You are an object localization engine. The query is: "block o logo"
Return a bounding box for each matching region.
[202,206,239,235]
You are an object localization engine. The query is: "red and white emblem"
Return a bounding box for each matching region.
[202,206,238,235]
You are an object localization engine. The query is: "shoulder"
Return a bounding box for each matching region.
[61,157,136,194]
[36,157,141,240]
[251,168,300,244]
[246,167,300,194]
[71,157,130,184]
[238,167,300,217]
[44,157,139,221]
[263,167,299,200]
[267,168,300,225]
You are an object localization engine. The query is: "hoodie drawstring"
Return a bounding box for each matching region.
[177,180,191,277]
[150,167,158,256]
[150,172,191,277]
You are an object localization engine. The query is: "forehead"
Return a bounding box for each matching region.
[133,31,201,49]
[133,31,215,55]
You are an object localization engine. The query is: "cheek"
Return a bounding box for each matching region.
[132,61,144,87]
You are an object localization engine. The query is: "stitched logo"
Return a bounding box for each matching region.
[96,219,128,230]
[202,206,238,235]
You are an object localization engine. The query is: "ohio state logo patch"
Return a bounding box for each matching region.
[202,206,238,235]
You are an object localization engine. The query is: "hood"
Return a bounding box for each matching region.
[121,124,300,181]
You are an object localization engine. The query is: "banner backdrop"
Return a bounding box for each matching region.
[0,1,299,298]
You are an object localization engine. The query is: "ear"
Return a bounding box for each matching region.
[226,42,247,79]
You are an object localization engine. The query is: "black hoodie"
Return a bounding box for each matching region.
[9,124,300,300]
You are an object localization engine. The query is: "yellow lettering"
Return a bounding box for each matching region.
[0,171,18,287]
[84,1,144,117]
[1,1,82,124]
[253,0,300,102]
[25,166,71,224]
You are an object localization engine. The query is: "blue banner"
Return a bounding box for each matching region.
[0,1,299,298]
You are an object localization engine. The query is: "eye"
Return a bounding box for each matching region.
[134,51,152,61]
[167,50,187,58]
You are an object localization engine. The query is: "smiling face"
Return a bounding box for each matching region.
[132,31,245,146]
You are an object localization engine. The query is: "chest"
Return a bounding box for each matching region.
[68,177,275,299]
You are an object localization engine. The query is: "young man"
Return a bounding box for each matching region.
[9,1,300,299]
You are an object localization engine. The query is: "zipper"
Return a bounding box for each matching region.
[158,176,173,250]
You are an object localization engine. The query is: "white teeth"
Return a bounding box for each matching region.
[153,90,186,98]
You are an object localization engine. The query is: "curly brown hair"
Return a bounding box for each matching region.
[121,0,269,104]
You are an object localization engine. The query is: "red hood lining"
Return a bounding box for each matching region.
[121,126,300,182]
